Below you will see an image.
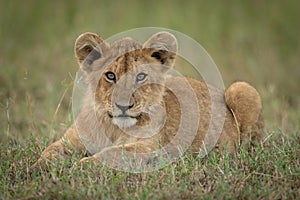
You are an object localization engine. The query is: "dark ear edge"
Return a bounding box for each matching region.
[143,32,178,70]
[74,32,109,72]
[150,49,176,64]
[143,31,178,52]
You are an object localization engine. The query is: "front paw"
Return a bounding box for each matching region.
[30,158,45,172]
[79,156,97,165]
[30,157,55,173]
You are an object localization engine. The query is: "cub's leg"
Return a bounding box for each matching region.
[79,140,158,166]
[32,124,86,167]
[225,81,264,146]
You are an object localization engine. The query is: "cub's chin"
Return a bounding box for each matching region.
[112,117,137,129]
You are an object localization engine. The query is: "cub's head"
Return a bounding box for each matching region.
[74,32,177,129]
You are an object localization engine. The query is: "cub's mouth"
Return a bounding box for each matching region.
[108,112,142,129]
[108,112,142,120]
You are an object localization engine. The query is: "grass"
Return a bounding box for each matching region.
[1,134,299,199]
[0,0,299,199]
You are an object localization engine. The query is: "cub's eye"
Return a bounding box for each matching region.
[136,72,148,83]
[105,71,116,82]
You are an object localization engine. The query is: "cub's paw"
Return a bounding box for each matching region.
[30,158,55,173]
[79,156,97,163]
[79,156,98,169]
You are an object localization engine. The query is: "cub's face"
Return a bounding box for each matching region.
[96,49,169,128]
[74,32,177,129]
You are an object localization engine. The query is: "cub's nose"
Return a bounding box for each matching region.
[115,103,134,113]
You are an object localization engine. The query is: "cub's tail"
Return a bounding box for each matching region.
[225,81,264,145]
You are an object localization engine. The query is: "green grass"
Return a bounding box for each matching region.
[1,134,299,199]
[0,0,300,199]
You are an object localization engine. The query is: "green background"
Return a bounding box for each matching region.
[1,0,299,140]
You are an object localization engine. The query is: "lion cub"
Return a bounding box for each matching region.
[33,32,263,168]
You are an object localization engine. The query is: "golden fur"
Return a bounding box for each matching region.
[33,32,264,167]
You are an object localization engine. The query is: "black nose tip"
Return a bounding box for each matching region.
[115,103,134,112]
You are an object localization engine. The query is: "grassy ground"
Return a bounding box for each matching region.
[1,135,299,199]
[0,0,299,199]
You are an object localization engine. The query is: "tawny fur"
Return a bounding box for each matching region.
[33,32,264,167]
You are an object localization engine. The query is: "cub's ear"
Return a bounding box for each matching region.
[74,32,109,72]
[143,32,178,70]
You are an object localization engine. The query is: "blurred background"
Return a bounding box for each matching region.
[0,0,299,142]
